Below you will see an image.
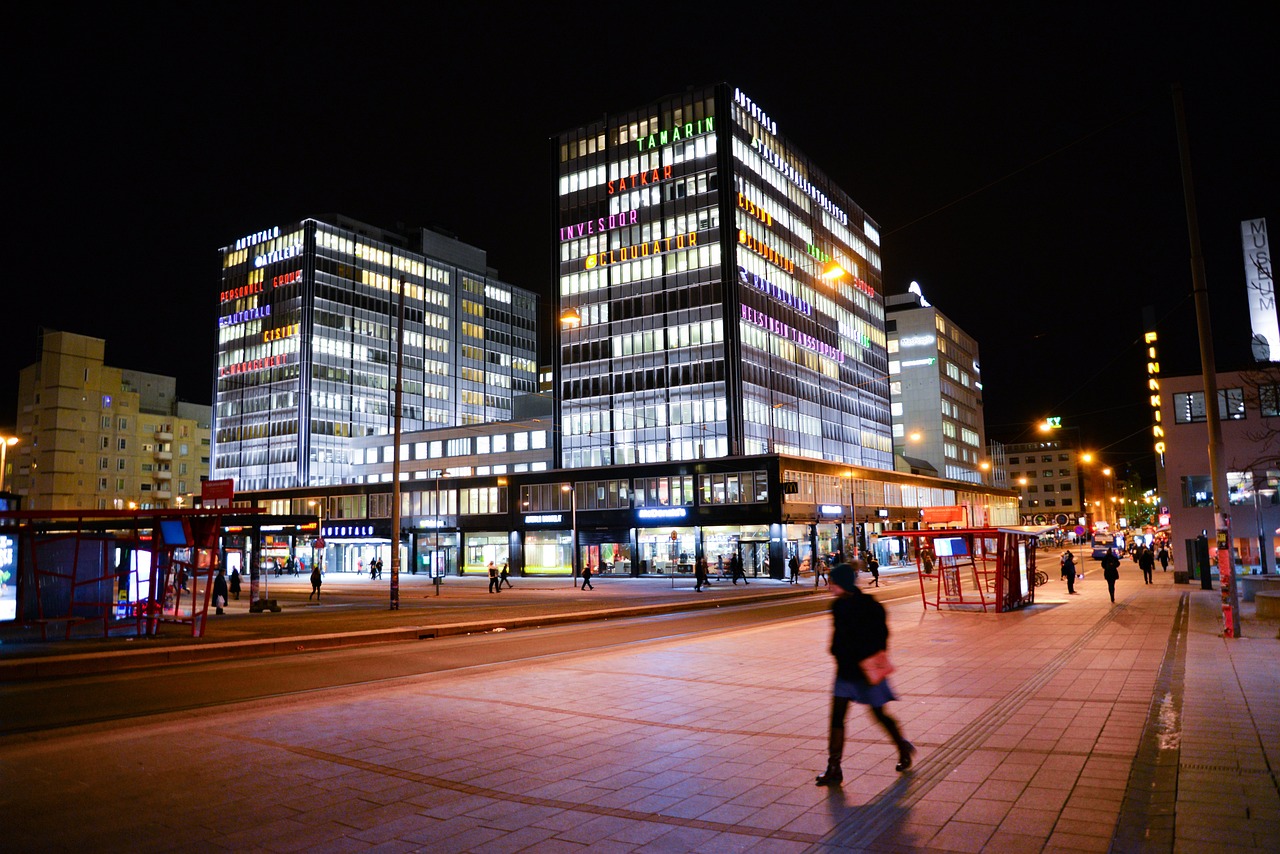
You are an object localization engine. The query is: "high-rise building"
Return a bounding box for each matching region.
[885,284,988,483]
[214,216,539,490]
[554,84,891,470]
[13,330,211,511]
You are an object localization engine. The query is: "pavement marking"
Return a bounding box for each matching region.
[231,733,826,845]
[812,588,1148,852]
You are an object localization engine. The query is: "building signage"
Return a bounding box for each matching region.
[634,116,715,153]
[900,358,937,368]
[263,323,300,343]
[219,353,287,377]
[733,88,777,136]
[220,282,264,303]
[1241,218,1277,362]
[637,507,687,520]
[1145,330,1164,457]
[608,165,673,195]
[819,504,843,515]
[738,266,811,316]
[584,232,698,270]
[737,229,795,274]
[899,335,935,348]
[749,136,847,226]
[737,192,773,227]
[254,242,302,268]
[560,209,639,241]
[807,244,831,263]
[741,304,845,363]
[322,524,377,538]
[234,226,280,251]
[525,513,564,525]
[219,305,271,328]
[272,270,302,288]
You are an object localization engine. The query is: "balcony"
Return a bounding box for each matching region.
[154,450,172,461]
[153,489,172,499]
[154,470,172,481]
[155,429,173,441]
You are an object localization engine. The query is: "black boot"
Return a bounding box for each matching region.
[815,762,843,786]
[816,725,845,785]
[895,741,916,772]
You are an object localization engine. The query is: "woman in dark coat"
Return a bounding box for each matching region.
[1101,548,1121,603]
[309,565,323,601]
[212,569,229,615]
[816,561,914,786]
[228,568,241,600]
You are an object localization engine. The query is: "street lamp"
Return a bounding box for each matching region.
[562,483,577,586]
[0,435,19,492]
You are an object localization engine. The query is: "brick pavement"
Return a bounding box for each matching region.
[3,567,1277,852]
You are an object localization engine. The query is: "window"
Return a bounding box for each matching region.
[1173,388,1247,423]
[1181,475,1213,507]
[118,438,127,451]
[1261,384,1280,417]
[117,459,126,471]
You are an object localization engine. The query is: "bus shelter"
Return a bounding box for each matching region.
[902,526,1055,612]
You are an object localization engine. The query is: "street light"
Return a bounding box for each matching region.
[562,483,578,586]
[0,435,19,493]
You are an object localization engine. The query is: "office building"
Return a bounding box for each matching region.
[12,330,211,511]
[554,84,891,470]
[214,216,539,490]
[885,284,988,483]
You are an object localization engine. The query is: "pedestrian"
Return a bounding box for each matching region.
[814,554,827,587]
[867,554,880,587]
[1157,546,1170,572]
[212,568,229,615]
[694,556,709,591]
[731,552,748,585]
[1061,549,1078,594]
[229,568,241,600]
[500,561,512,589]
[368,559,375,580]
[286,555,297,576]
[176,566,190,592]
[1138,546,1155,585]
[1102,548,1121,603]
[581,563,594,590]
[815,560,914,786]
[789,554,800,584]
[922,549,935,575]
[309,564,322,601]
[488,561,501,593]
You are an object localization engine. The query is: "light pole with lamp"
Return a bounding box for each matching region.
[562,483,577,586]
[0,435,18,493]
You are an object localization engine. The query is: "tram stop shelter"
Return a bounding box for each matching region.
[900,526,1056,612]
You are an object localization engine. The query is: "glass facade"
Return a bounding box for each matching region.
[214,217,538,489]
[556,85,891,471]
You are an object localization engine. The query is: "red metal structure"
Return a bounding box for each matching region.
[901,526,1054,612]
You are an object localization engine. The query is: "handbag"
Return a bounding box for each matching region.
[860,650,896,685]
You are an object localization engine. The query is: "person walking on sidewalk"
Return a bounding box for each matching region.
[867,554,880,587]
[488,561,501,593]
[694,556,709,591]
[814,555,828,587]
[1102,548,1121,603]
[581,563,594,590]
[1139,546,1155,585]
[789,554,800,585]
[815,560,914,786]
[499,561,512,589]
[1157,545,1170,572]
[212,568,229,615]
[1061,549,1078,594]
[229,568,241,601]
[730,552,748,585]
[309,564,323,602]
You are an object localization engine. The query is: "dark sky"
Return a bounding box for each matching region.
[8,5,1276,486]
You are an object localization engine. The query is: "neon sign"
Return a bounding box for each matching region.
[738,229,795,274]
[900,358,937,368]
[733,89,777,136]
[254,242,302,268]
[635,117,715,153]
[221,282,263,303]
[219,306,272,328]
[741,304,844,363]
[738,266,811,316]
[272,270,302,288]
[749,136,847,226]
[219,353,287,377]
[637,508,687,520]
[608,165,672,194]
[737,192,773,227]
[560,209,639,241]
[525,514,564,525]
[584,232,698,270]
[1146,331,1164,456]
[263,323,299,343]
[234,226,280,251]
[819,505,843,515]
[806,244,831,263]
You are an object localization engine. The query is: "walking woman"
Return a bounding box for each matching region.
[1102,548,1121,603]
[816,561,914,786]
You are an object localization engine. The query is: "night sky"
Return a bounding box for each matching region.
[8,6,1276,487]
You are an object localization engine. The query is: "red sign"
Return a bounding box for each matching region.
[202,479,234,502]
[922,506,967,525]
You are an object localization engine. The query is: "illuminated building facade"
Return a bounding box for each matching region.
[214,216,538,490]
[885,285,988,483]
[555,84,891,471]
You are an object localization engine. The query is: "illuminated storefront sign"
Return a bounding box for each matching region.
[1145,330,1164,456]
[737,192,773,227]
[741,304,844,363]
[819,505,843,515]
[560,209,639,241]
[806,244,831,263]
[899,335,935,348]
[220,282,263,302]
[749,137,847,226]
[637,507,688,521]
[733,88,777,136]
[218,305,271,328]
[1241,218,1277,362]
[635,116,715,153]
[900,358,937,368]
[234,226,280,251]
[608,165,673,194]
[254,242,302,268]
[525,514,564,525]
[738,266,811,316]
[322,524,376,538]
[584,232,698,270]
[263,323,299,343]
[272,269,302,288]
[218,353,287,377]
[738,229,794,274]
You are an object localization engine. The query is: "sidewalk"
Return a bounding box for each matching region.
[3,566,1277,851]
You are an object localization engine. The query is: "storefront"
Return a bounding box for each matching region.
[320,521,397,576]
[463,532,510,576]
[578,529,632,576]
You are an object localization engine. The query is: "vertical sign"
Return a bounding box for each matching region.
[1241,218,1277,363]
[1145,331,1164,462]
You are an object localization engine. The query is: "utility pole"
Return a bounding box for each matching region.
[390,276,406,610]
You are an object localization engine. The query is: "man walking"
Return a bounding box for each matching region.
[488,561,501,593]
[789,554,800,584]
[581,563,594,590]
[1138,546,1155,585]
[309,564,323,602]
[1061,549,1078,595]
[1102,548,1121,603]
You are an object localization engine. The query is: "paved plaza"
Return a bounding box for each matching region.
[3,567,1277,852]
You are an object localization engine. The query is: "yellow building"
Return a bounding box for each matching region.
[11,330,210,510]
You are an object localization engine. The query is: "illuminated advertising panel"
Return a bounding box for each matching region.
[0,533,16,622]
[634,117,715,152]
[741,304,844,363]
[1241,218,1277,362]
[1145,331,1164,457]
[584,232,698,270]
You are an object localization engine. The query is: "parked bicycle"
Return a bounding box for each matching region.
[1033,569,1049,587]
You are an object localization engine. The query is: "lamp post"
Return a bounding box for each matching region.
[563,483,577,586]
[389,276,407,610]
[0,435,18,493]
